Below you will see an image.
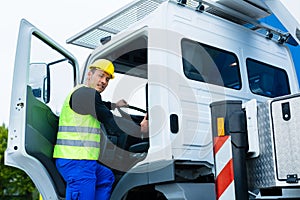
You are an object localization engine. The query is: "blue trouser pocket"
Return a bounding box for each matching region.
[71,191,79,200]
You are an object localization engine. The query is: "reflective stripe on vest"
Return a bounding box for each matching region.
[56,139,100,148]
[53,85,101,160]
[58,126,101,134]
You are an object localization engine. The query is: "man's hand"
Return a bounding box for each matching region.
[140,114,149,133]
[115,99,128,108]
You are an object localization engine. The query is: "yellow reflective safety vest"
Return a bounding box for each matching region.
[53,85,101,160]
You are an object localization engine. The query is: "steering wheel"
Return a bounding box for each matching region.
[117,105,147,122]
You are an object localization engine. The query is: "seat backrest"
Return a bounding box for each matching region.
[25,86,66,198]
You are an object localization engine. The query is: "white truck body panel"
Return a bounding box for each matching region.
[88,1,299,167]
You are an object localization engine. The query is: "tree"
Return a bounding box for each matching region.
[0,123,38,199]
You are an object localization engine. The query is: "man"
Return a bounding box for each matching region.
[53,59,128,200]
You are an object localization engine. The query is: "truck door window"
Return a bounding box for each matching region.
[181,38,241,89]
[246,58,290,98]
[93,35,148,114]
[29,35,75,115]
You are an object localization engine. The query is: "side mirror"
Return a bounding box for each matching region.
[29,63,49,103]
[29,58,72,106]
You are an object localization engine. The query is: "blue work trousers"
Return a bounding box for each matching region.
[56,159,114,200]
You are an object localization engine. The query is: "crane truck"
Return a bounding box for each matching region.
[5,0,300,199]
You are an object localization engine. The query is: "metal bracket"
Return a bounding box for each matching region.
[177,0,187,6]
[195,0,204,12]
[287,174,298,183]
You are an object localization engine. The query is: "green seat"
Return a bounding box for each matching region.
[25,86,66,198]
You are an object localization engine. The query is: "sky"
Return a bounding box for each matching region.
[1,0,300,126]
[0,0,132,125]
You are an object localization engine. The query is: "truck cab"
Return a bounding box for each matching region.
[5,0,300,199]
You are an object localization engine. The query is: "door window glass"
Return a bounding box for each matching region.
[181,38,241,89]
[246,58,290,98]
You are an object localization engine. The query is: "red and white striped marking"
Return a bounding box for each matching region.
[214,135,235,200]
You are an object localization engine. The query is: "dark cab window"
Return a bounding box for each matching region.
[181,39,241,90]
[246,58,290,98]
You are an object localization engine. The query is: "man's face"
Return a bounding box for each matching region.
[87,69,111,93]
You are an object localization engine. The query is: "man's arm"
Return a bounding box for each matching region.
[70,87,123,136]
[103,100,128,110]
[103,101,114,110]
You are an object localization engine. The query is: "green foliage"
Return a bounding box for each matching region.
[0,124,37,199]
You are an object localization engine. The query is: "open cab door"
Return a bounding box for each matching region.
[5,19,79,199]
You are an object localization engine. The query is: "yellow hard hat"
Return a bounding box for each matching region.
[88,59,115,79]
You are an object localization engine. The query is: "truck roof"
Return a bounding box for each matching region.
[66,0,296,49]
[66,0,167,49]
